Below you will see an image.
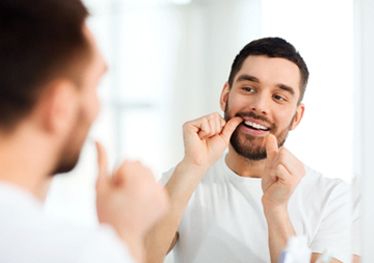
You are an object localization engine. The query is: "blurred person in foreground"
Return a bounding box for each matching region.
[0,1,168,262]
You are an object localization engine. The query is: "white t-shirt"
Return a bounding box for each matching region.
[161,155,351,263]
[0,183,134,263]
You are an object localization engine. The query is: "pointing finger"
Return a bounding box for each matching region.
[221,117,243,143]
[95,141,109,190]
[266,134,279,161]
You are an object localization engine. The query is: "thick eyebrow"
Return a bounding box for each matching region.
[277,84,295,96]
[236,74,260,83]
[237,74,296,96]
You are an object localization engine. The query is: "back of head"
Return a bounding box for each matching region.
[227,37,309,102]
[0,0,89,132]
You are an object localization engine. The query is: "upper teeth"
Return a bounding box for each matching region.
[244,121,268,130]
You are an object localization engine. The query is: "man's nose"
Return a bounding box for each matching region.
[250,95,270,115]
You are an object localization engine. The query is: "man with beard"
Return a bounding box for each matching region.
[0,1,168,263]
[145,37,350,263]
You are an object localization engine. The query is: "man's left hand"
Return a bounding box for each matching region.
[261,134,305,209]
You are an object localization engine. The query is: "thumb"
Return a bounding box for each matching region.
[95,141,109,190]
[265,134,279,161]
[221,117,243,143]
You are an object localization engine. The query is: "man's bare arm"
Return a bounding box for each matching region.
[145,161,208,263]
[144,113,242,263]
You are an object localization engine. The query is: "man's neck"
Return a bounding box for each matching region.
[0,127,53,202]
[225,145,266,178]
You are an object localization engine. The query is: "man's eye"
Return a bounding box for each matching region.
[242,87,255,93]
[273,94,286,102]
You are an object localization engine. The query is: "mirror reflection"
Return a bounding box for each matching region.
[43,0,360,262]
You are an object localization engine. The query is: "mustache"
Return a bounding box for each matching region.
[235,111,270,123]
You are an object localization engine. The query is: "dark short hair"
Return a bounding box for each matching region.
[227,37,309,103]
[0,0,90,131]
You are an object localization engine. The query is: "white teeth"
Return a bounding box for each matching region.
[244,121,268,130]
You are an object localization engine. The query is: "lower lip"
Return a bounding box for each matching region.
[239,124,269,137]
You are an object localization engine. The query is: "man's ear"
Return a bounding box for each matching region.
[36,80,78,135]
[220,82,230,111]
[290,103,305,130]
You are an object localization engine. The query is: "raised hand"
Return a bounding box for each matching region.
[95,141,169,263]
[182,112,242,169]
[261,134,305,209]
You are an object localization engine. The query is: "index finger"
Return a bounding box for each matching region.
[221,116,243,143]
[95,140,108,179]
[265,134,279,161]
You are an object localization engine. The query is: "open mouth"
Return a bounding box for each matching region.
[242,120,270,131]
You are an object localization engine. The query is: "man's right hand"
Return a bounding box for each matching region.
[182,113,242,169]
[144,113,241,263]
[95,142,169,263]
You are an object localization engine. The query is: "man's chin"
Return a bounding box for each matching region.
[230,142,267,161]
[50,155,81,176]
[231,141,266,160]
[239,149,267,161]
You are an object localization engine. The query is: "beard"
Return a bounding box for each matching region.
[50,110,90,175]
[52,148,81,175]
[224,104,294,161]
